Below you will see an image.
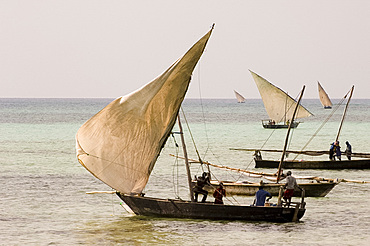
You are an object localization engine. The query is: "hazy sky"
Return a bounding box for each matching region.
[1,1,369,99]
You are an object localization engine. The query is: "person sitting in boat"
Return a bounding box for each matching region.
[334,141,341,161]
[345,141,352,160]
[253,186,272,206]
[193,172,210,202]
[329,142,335,160]
[213,182,226,204]
[283,171,302,206]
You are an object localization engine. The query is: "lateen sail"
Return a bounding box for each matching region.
[234,90,246,103]
[250,71,312,123]
[76,28,213,195]
[318,81,332,108]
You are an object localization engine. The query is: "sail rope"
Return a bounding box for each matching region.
[170,133,181,199]
[179,107,241,205]
[196,61,212,162]
[180,107,205,167]
[291,90,350,161]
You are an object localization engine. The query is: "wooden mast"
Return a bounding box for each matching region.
[177,114,195,202]
[276,86,306,182]
[336,86,354,141]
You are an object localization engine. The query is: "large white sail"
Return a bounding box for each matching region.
[250,71,312,123]
[234,90,246,103]
[76,27,213,195]
[318,81,333,108]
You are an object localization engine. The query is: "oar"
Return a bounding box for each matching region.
[86,191,116,194]
[337,179,370,184]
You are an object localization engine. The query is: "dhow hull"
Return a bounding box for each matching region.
[255,159,370,169]
[117,193,305,223]
[262,122,299,129]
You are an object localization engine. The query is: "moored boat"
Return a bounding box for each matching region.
[255,158,370,169]
[204,180,337,197]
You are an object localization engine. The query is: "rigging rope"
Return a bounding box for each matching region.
[292,90,350,161]
[196,62,211,160]
[170,133,181,199]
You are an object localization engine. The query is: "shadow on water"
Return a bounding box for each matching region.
[74,213,311,245]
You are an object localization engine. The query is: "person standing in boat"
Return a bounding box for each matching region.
[345,141,352,160]
[334,141,341,161]
[329,142,335,160]
[283,171,302,206]
[193,172,210,202]
[253,186,272,206]
[213,182,226,204]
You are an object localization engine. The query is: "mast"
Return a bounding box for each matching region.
[177,114,195,201]
[276,86,306,182]
[336,86,354,141]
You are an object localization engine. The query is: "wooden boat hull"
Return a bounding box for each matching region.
[255,159,370,169]
[262,121,299,129]
[204,181,337,197]
[117,193,305,223]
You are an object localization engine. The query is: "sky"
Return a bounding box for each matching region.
[1,1,370,99]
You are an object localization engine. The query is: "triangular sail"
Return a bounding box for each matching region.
[250,71,312,123]
[318,81,333,108]
[234,90,246,103]
[76,27,213,195]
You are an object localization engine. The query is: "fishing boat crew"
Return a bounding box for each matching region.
[345,141,352,160]
[213,182,226,204]
[329,142,335,160]
[334,141,341,161]
[193,172,211,202]
[253,186,272,206]
[283,171,303,206]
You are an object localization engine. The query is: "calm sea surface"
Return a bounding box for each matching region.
[1,98,369,245]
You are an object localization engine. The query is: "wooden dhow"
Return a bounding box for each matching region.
[250,71,312,129]
[76,25,306,222]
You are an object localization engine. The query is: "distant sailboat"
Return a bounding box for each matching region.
[252,85,370,169]
[250,70,312,129]
[318,81,333,109]
[234,90,246,103]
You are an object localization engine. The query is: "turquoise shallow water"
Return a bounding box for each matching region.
[0,98,369,245]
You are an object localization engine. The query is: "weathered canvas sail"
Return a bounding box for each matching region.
[250,71,312,123]
[76,28,213,195]
[318,81,332,108]
[234,90,246,103]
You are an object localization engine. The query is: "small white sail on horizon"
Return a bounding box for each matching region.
[318,81,333,109]
[76,28,213,195]
[234,90,246,103]
[250,70,312,124]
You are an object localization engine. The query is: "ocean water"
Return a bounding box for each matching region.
[1,98,369,245]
